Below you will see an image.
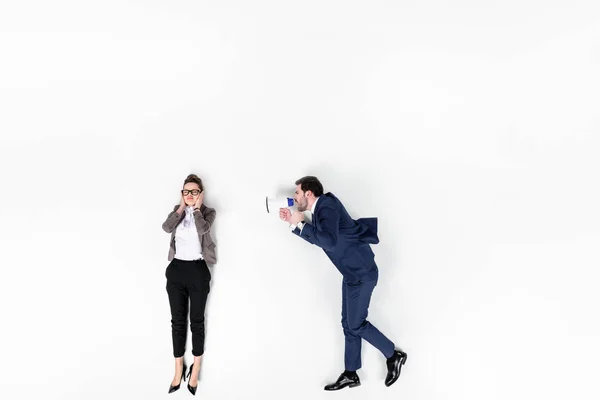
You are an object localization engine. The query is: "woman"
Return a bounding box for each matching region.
[161,174,217,395]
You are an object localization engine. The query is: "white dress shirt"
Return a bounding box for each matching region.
[174,206,203,261]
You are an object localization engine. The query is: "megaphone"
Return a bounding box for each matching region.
[266,196,294,213]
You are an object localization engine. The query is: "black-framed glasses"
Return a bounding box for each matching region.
[181,189,201,196]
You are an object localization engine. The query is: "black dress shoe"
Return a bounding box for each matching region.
[324,372,361,391]
[385,350,407,387]
[168,364,187,394]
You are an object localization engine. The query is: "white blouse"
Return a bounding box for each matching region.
[174,206,203,261]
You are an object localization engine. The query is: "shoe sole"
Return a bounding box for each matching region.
[324,382,361,391]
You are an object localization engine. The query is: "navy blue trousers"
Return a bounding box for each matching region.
[342,275,395,371]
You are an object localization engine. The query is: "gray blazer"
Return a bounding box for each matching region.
[161,204,217,264]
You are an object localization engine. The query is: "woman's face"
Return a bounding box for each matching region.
[182,182,201,206]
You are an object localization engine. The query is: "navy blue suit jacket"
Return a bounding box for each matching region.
[292,192,380,282]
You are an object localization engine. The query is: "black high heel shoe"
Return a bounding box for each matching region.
[168,363,187,394]
[187,365,198,395]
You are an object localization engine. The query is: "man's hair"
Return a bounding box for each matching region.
[183,174,204,192]
[295,176,324,197]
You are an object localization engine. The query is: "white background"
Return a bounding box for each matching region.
[1,1,599,399]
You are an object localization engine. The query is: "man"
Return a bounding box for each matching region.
[279,176,407,390]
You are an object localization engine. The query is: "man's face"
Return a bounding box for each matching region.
[294,184,309,212]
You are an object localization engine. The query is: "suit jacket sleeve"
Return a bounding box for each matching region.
[162,205,182,233]
[193,207,216,234]
[292,205,339,251]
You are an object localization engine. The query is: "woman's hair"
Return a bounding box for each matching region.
[183,174,203,192]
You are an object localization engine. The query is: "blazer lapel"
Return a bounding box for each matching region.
[311,197,324,228]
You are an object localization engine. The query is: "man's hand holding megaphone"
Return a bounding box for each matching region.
[280,208,305,227]
[279,208,292,223]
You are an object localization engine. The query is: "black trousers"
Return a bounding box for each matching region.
[165,258,211,357]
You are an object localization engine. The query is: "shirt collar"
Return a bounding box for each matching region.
[310,196,320,214]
